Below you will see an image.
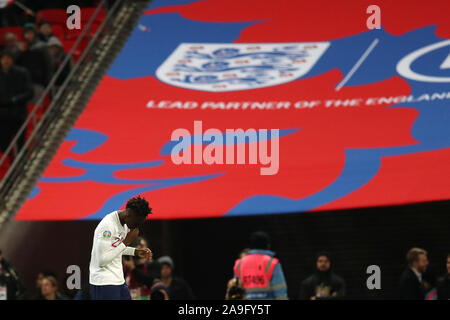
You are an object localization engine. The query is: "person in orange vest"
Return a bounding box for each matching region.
[233,231,288,300]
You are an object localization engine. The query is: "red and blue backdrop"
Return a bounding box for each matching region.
[16,0,450,220]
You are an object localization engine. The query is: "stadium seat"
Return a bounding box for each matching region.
[0,152,11,181]
[25,92,51,139]
[64,26,83,41]
[65,21,102,40]
[36,9,68,26]
[62,38,88,62]
[51,24,65,42]
[26,104,43,140]
[36,7,105,29]
[80,7,106,23]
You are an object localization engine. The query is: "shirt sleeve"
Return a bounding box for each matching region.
[123,247,135,256]
[270,263,289,300]
[95,225,133,267]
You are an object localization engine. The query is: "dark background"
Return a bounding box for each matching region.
[1,200,449,299]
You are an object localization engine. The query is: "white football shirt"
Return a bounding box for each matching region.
[89,211,136,286]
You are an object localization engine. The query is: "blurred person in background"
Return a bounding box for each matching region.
[16,22,52,104]
[239,248,250,259]
[31,268,58,299]
[437,253,450,300]
[225,278,245,300]
[47,36,71,89]
[398,247,429,299]
[149,280,169,300]
[0,249,26,300]
[233,231,288,300]
[0,49,33,152]
[225,248,249,300]
[39,275,68,300]
[1,32,21,61]
[37,20,56,43]
[423,269,438,300]
[158,255,195,300]
[123,236,161,300]
[299,251,346,300]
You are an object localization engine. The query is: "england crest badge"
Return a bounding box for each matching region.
[156,42,330,92]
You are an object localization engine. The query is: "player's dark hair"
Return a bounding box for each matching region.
[126,195,152,218]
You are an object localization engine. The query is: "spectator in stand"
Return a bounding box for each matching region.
[299,251,346,300]
[37,20,56,43]
[47,36,71,88]
[239,248,250,259]
[233,231,288,300]
[123,237,161,300]
[0,49,33,152]
[225,248,249,300]
[423,269,438,300]
[1,32,21,61]
[149,280,169,300]
[32,268,58,299]
[158,255,195,300]
[16,23,53,104]
[398,247,429,299]
[437,253,450,300]
[39,275,68,300]
[225,277,245,300]
[0,249,27,300]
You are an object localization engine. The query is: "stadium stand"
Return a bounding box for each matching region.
[0,0,151,226]
[0,4,107,180]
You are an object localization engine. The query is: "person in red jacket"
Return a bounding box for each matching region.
[233,231,288,300]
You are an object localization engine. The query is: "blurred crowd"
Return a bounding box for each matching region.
[0,0,105,154]
[0,20,72,152]
[225,232,450,300]
[0,234,449,300]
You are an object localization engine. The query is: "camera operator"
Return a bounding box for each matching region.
[0,249,26,300]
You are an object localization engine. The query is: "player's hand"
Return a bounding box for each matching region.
[123,228,139,246]
[135,248,152,261]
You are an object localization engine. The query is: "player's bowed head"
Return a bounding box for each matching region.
[123,195,152,229]
[120,196,153,260]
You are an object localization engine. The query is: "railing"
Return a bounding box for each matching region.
[0,0,124,206]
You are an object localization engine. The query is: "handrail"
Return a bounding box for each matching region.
[0,0,123,197]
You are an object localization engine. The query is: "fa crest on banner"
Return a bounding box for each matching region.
[156,42,330,92]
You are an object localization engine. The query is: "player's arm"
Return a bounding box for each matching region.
[121,228,140,256]
[271,263,289,300]
[122,229,152,260]
[96,228,138,267]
